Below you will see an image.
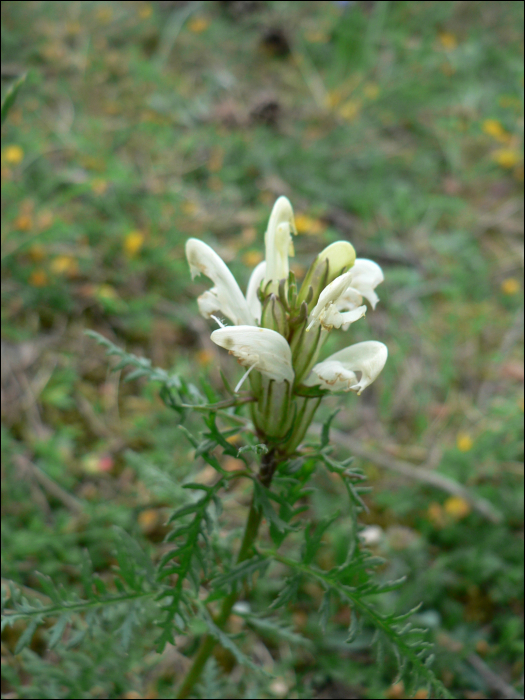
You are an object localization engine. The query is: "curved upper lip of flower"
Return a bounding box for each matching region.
[304,341,388,394]
[211,325,294,384]
[263,196,297,290]
[186,238,256,326]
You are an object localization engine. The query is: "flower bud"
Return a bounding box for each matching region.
[297,241,356,309]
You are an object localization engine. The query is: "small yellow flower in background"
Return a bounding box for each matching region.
[138,4,153,19]
[188,16,210,33]
[476,639,491,656]
[14,214,33,232]
[482,119,511,144]
[96,284,118,301]
[28,244,46,262]
[325,89,343,109]
[438,32,457,50]
[294,213,326,236]
[2,145,24,165]
[363,83,380,100]
[29,269,48,287]
[196,349,214,367]
[242,250,263,267]
[96,7,113,23]
[427,502,445,528]
[51,255,79,277]
[444,496,471,520]
[457,432,474,452]
[338,99,362,122]
[91,178,108,195]
[501,277,520,295]
[124,230,145,257]
[492,148,520,169]
[225,433,241,446]
[138,509,159,533]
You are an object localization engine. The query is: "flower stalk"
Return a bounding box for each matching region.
[175,451,277,700]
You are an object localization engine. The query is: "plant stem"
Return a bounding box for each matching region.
[175,450,277,699]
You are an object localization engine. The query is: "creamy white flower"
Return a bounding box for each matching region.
[336,259,384,312]
[307,270,367,332]
[186,238,255,326]
[211,326,294,384]
[245,261,267,323]
[264,196,297,291]
[304,341,388,394]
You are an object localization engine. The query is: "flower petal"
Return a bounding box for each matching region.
[264,196,297,291]
[246,261,267,322]
[337,259,384,311]
[186,238,255,326]
[304,341,388,394]
[307,271,366,331]
[211,326,294,384]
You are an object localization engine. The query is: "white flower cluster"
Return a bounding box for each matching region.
[185,196,387,396]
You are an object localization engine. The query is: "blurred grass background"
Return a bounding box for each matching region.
[1,1,523,698]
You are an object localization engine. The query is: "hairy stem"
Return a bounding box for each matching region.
[175,450,277,699]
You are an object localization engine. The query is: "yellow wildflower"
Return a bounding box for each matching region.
[124,231,144,257]
[96,7,113,23]
[501,277,520,295]
[242,250,263,267]
[294,213,326,236]
[29,270,48,287]
[492,148,520,168]
[96,284,118,300]
[457,433,473,452]
[438,32,457,50]
[14,214,33,232]
[3,145,24,164]
[51,255,78,276]
[338,99,362,122]
[482,119,511,143]
[444,496,471,520]
[138,4,153,19]
[28,244,46,262]
[188,16,210,33]
[196,349,214,367]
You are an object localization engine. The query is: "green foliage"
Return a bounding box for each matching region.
[1,72,27,126]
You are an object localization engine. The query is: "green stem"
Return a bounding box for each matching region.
[175,451,277,699]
